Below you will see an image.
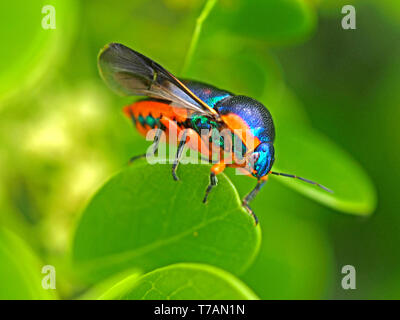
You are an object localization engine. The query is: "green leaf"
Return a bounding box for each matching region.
[99,263,258,300]
[272,126,377,215]
[72,162,261,282]
[0,227,57,299]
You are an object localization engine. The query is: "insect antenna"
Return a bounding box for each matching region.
[269,171,333,193]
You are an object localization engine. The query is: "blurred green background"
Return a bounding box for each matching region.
[0,0,399,299]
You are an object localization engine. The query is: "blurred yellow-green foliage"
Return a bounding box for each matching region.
[0,0,399,299]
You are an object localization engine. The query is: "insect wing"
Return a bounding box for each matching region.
[98,43,217,117]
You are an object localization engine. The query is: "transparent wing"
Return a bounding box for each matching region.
[98,43,218,117]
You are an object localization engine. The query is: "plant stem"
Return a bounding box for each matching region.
[182,0,218,75]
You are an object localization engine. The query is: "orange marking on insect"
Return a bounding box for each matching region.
[159,116,180,141]
[211,163,226,175]
[235,167,251,176]
[221,113,261,151]
[123,100,189,121]
[261,174,269,181]
[123,100,190,138]
[135,123,149,136]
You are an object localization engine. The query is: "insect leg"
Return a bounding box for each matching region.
[172,129,188,181]
[202,163,226,203]
[129,128,162,164]
[128,154,146,163]
[149,128,162,155]
[203,172,217,203]
[242,180,267,225]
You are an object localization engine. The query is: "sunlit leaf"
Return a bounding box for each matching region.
[72,162,261,282]
[99,263,259,300]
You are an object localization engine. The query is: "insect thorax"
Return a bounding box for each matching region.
[190,114,247,159]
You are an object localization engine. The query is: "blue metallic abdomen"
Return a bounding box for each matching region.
[216,95,275,143]
[184,80,275,144]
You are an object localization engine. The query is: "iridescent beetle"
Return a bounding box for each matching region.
[98,43,332,224]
